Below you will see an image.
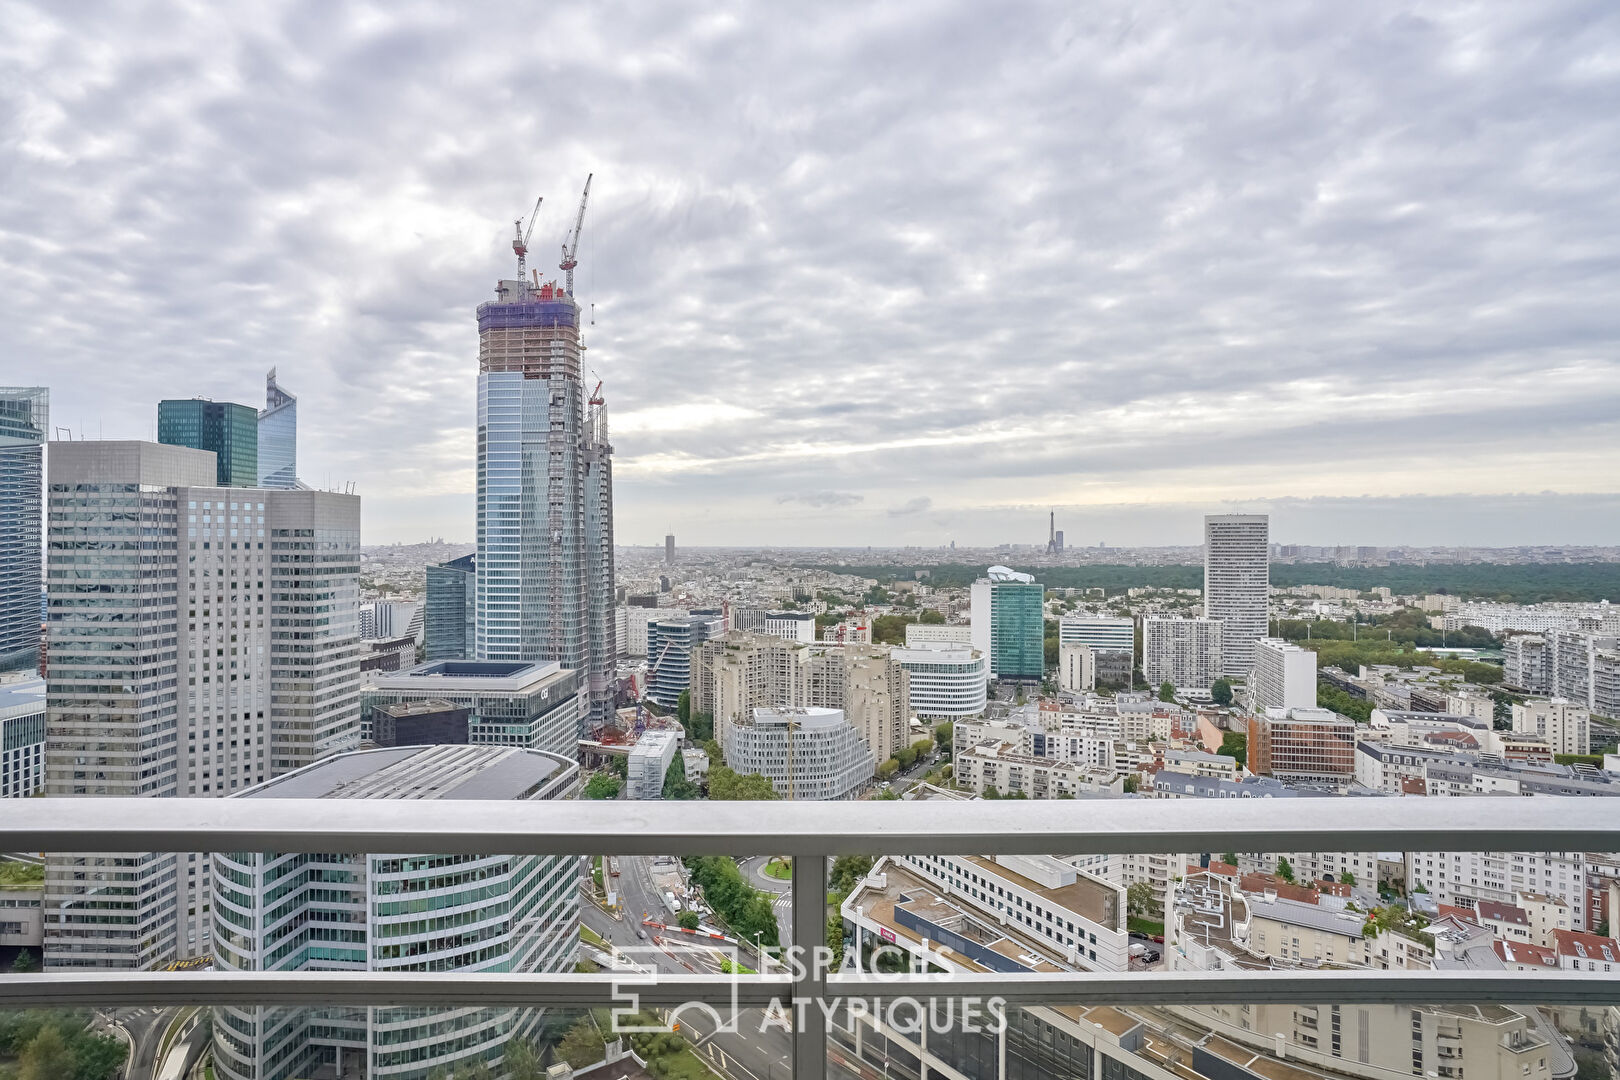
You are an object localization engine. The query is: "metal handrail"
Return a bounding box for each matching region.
[4,796,1618,1079]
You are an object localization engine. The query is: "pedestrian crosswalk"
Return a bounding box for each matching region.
[773,897,791,910]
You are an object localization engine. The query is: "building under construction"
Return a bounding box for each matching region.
[474,177,616,732]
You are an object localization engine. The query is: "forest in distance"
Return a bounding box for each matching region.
[810,561,1620,605]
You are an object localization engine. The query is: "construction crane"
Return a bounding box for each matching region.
[559,173,593,296]
[588,380,604,406]
[513,195,543,279]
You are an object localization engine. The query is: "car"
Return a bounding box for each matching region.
[637,929,648,940]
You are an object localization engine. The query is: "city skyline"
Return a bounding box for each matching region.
[4,5,1620,548]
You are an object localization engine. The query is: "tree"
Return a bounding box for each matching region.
[911,738,935,758]
[556,1017,607,1069]
[1210,678,1233,706]
[685,710,714,743]
[876,787,900,800]
[504,1038,544,1080]
[934,722,953,752]
[1217,731,1247,762]
[1158,681,1176,703]
[707,766,779,800]
[895,746,918,770]
[1340,871,1356,886]
[583,772,622,800]
[18,1026,73,1080]
[1276,857,1296,884]
[1122,774,1140,794]
[662,757,700,800]
[1221,851,1239,866]
[678,910,701,930]
[1127,881,1157,916]
[676,689,691,726]
[1573,1048,1611,1080]
[919,610,945,625]
[876,758,899,780]
[10,948,37,973]
[832,856,875,893]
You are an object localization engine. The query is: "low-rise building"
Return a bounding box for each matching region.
[362,659,581,756]
[628,730,680,798]
[1512,698,1591,756]
[1239,893,1368,966]
[955,741,1120,798]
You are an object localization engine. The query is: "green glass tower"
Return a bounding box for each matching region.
[157,399,258,487]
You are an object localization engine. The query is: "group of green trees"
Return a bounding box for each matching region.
[1216,731,1246,762]
[875,737,935,781]
[662,757,701,799]
[0,1011,126,1080]
[684,856,780,947]
[674,691,715,743]
[1316,682,1374,723]
[705,767,779,800]
[583,772,622,799]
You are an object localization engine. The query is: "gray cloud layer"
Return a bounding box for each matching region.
[3,1,1617,546]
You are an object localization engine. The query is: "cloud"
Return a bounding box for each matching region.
[777,490,863,508]
[1,1,1617,545]
[888,496,933,517]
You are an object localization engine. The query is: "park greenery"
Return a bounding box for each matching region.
[683,857,779,947]
[583,772,622,799]
[662,758,700,800]
[0,862,43,889]
[0,1010,126,1080]
[1216,731,1246,762]
[1317,682,1374,722]
[809,561,1620,604]
[706,766,779,800]
[1210,678,1233,706]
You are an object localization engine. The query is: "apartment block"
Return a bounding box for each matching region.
[1248,637,1316,713]
[1203,514,1268,678]
[1512,698,1591,756]
[1142,616,1223,691]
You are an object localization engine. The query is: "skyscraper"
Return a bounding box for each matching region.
[969,566,1045,683]
[256,368,298,488]
[0,387,47,673]
[42,441,362,967]
[1204,513,1270,678]
[475,265,615,729]
[158,398,258,486]
[424,553,476,660]
[665,533,676,565]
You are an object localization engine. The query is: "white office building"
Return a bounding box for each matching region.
[1249,637,1317,713]
[1057,616,1134,653]
[893,642,989,718]
[1142,616,1223,691]
[724,707,873,800]
[904,623,973,646]
[628,729,680,798]
[763,611,816,644]
[1512,698,1591,756]
[362,659,581,756]
[1204,514,1269,678]
[212,744,580,1080]
[1058,643,1095,692]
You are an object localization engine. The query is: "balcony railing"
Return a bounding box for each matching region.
[3,795,1619,1079]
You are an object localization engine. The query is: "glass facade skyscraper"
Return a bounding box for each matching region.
[157,398,258,486]
[475,277,616,730]
[424,553,476,660]
[0,387,47,673]
[970,566,1046,683]
[256,368,298,489]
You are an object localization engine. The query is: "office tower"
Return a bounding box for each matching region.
[894,640,989,718]
[211,744,580,1080]
[256,368,298,488]
[362,659,581,757]
[1249,637,1317,713]
[969,566,1045,683]
[0,388,47,673]
[0,676,45,798]
[1058,615,1135,652]
[425,553,476,659]
[665,533,676,565]
[1142,616,1224,691]
[1204,513,1269,678]
[1246,707,1355,780]
[646,612,723,708]
[42,442,362,968]
[475,270,616,729]
[157,398,258,486]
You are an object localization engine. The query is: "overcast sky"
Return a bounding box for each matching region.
[4,2,1619,548]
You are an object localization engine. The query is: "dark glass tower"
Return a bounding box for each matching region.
[157,398,258,487]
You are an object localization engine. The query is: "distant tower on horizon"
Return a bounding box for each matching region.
[1204,513,1270,678]
[257,369,298,489]
[665,534,676,566]
[1046,510,1062,554]
[474,182,616,731]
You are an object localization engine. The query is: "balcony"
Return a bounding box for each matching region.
[1,797,1618,1079]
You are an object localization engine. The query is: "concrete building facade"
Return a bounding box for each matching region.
[725,706,873,799]
[1142,616,1223,691]
[1248,637,1317,713]
[1203,514,1269,678]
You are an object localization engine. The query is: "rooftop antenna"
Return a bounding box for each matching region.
[513,195,543,279]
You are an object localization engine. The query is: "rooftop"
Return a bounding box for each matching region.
[241,744,568,802]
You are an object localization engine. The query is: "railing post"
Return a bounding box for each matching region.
[792,853,827,1080]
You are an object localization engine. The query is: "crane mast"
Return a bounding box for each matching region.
[559,173,593,296]
[513,195,543,279]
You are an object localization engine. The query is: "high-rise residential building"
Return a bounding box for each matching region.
[1142,616,1224,691]
[647,612,724,708]
[425,553,476,660]
[0,387,47,673]
[1249,637,1317,713]
[256,368,298,489]
[1511,698,1591,756]
[969,566,1045,683]
[211,743,580,1080]
[42,441,362,968]
[158,398,258,486]
[474,274,615,730]
[843,644,911,763]
[1204,514,1269,678]
[665,533,676,565]
[1058,642,1095,693]
[1505,634,1551,694]
[1548,631,1620,718]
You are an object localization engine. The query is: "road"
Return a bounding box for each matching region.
[107,1006,174,1080]
[737,856,794,948]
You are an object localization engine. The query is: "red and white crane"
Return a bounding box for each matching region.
[512,195,543,279]
[559,173,593,296]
